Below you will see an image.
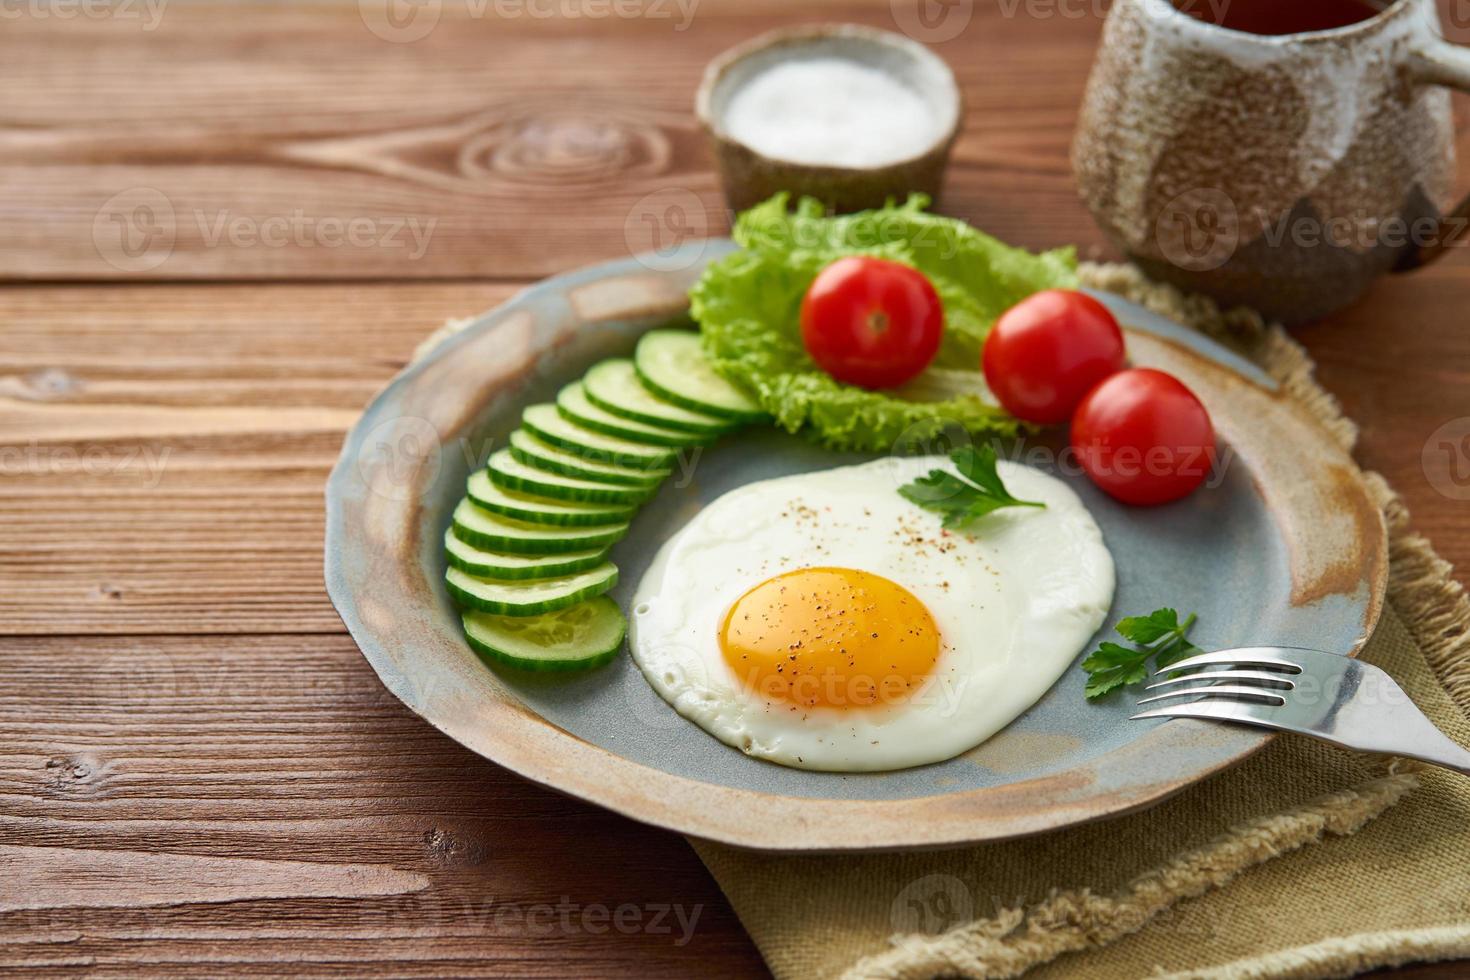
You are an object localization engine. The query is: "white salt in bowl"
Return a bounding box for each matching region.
[696,24,963,213]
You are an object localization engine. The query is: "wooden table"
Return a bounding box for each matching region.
[3,2,1466,976]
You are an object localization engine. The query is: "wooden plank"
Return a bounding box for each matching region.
[1,845,431,912]
[1294,261,1470,575]
[0,632,765,978]
[0,0,1111,281]
[0,283,515,634]
[0,281,511,362]
[0,492,338,634]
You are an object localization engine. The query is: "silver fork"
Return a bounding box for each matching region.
[1131,646,1470,775]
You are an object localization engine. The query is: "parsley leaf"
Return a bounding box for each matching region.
[1081,642,1154,700]
[898,445,1045,529]
[1115,608,1182,645]
[1082,609,1199,700]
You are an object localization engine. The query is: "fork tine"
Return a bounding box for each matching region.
[1131,700,1279,724]
[1144,669,1296,691]
[1159,648,1304,675]
[1135,684,1288,706]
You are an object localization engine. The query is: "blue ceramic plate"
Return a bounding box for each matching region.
[325,241,1385,851]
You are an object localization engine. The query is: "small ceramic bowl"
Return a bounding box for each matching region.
[696,24,963,214]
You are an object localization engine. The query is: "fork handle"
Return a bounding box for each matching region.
[1377,731,1470,777]
[1280,656,1470,777]
[1333,691,1470,777]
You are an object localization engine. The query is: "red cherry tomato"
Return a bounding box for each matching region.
[1070,368,1217,506]
[982,289,1126,424]
[800,256,943,389]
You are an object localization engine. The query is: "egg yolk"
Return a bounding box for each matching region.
[718,567,941,710]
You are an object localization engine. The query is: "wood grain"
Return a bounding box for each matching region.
[2,845,432,912]
[0,633,762,978]
[0,0,1114,281]
[0,284,512,635]
[1,0,1467,976]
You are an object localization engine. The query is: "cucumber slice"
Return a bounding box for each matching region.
[635,329,767,422]
[444,527,608,581]
[557,382,705,448]
[522,403,677,469]
[584,359,735,437]
[452,498,627,555]
[467,470,634,526]
[509,429,668,488]
[487,448,653,507]
[445,563,618,616]
[461,598,626,672]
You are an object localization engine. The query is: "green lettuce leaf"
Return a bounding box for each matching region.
[689,194,1078,451]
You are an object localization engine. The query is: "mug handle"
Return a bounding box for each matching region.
[1402,37,1470,268]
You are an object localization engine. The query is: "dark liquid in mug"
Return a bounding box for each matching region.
[1172,0,1390,35]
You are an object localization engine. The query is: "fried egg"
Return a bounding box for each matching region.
[629,456,1115,771]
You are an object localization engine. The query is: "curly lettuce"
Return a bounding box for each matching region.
[689,194,1077,451]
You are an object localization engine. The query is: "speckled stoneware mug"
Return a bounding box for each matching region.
[1073,0,1470,323]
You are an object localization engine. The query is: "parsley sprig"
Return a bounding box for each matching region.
[1082,608,1200,700]
[898,445,1045,528]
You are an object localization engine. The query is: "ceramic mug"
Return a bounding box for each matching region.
[1072,0,1470,323]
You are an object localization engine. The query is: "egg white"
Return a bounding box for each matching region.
[629,456,1115,772]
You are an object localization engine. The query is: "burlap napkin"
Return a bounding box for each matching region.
[691,264,1470,979]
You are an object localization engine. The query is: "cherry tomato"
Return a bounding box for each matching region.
[1070,368,1216,506]
[800,257,943,389]
[982,289,1126,424]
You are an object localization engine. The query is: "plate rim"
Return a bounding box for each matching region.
[325,242,1387,852]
